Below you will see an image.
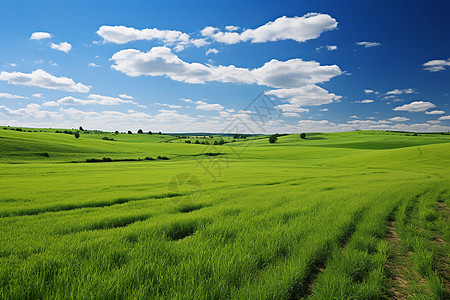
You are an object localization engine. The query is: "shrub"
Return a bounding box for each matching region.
[157,156,169,160]
[185,140,191,143]
[195,140,200,144]
[144,157,154,160]
[218,138,225,145]
[300,133,306,139]
[269,135,278,143]
[75,133,80,139]
[42,152,50,158]
[114,131,119,135]
[213,140,219,145]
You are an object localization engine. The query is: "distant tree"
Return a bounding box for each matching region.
[213,140,219,145]
[137,129,143,134]
[269,135,278,143]
[75,132,80,139]
[185,140,191,143]
[148,131,152,135]
[115,131,119,135]
[158,132,162,135]
[128,130,133,134]
[195,140,200,144]
[218,138,225,145]
[201,141,205,144]
[79,126,84,131]
[204,140,210,145]
[300,133,306,139]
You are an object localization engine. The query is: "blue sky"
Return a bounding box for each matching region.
[0,0,449,133]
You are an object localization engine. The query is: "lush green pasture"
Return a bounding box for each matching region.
[0,128,448,299]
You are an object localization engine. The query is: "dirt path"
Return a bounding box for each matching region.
[385,220,430,299]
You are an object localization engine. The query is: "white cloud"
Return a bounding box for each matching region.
[0,69,90,92]
[266,85,341,107]
[320,108,328,111]
[386,88,415,95]
[225,25,239,31]
[427,120,442,125]
[438,115,450,120]
[356,41,381,48]
[282,112,300,117]
[155,102,182,109]
[350,115,358,119]
[393,101,435,112]
[43,94,140,106]
[206,48,219,56]
[50,42,72,53]
[30,32,51,40]
[119,94,134,99]
[275,104,309,113]
[88,62,100,67]
[0,93,28,99]
[425,110,445,115]
[356,99,374,103]
[32,93,43,98]
[111,46,342,88]
[180,98,193,103]
[423,58,450,72]
[195,100,223,111]
[326,45,337,51]
[388,116,410,122]
[364,89,376,94]
[201,13,337,44]
[96,25,208,50]
[8,63,17,67]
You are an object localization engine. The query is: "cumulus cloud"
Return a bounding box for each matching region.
[43,94,140,106]
[388,116,410,122]
[320,108,328,111]
[393,101,435,112]
[423,58,450,72]
[356,99,374,103]
[425,110,445,115]
[111,46,342,88]
[155,102,182,109]
[88,62,100,67]
[438,115,450,120]
[326,45,337,51]
[206,48,219,56]
[201,13,337,44]
[0,69,90,92]
[96,25,208,50]
[266,85,341,107]
[50,42,72,53]
[195,100,223,111]
[386,88,415,95]
[32,93,43,98]
[0,93,28,99]
[225,25,239,31]
[356,41,381,48]
[119,94,134,99]
[30,32,52,40]
[180,98,193,103]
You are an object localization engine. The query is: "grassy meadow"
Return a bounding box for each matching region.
[0,127,449,299]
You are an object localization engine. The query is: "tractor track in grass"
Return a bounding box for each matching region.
[385,194,434,299]
[288,208,366,299]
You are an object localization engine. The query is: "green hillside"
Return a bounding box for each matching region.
[0,127,448,299]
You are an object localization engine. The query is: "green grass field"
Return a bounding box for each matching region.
[0,128,449,299]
